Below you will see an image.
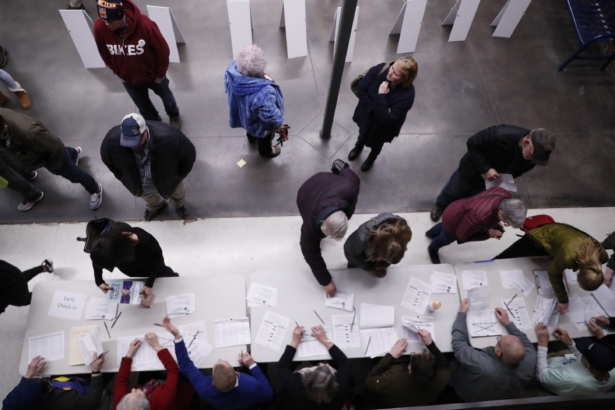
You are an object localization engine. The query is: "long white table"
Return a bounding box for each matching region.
[456,257,595,349]
[20,276,246,376]
[249,265,460,362]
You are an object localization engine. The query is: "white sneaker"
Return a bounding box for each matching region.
[17,191,44,211]
[90,184,102,210]
[74,147,82,166]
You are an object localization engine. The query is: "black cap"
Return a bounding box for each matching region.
[575,337,615,372]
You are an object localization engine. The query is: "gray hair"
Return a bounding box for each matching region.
[529,128,556,152]
[235,44,267,77]
[321,211,348,240]
[301,366,339,404]
[499,199,527,229]
[117,396,150,410]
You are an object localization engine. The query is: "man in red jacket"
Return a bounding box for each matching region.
[426,186,527,264]
[94,0,181,128]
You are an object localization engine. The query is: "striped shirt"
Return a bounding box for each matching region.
[133,130,158,195]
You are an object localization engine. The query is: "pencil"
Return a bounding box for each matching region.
[314,310,325,324]
[295,321,299,327]
[154,323,164,327]
[350,307,356,333]
[189,330,200,348]
[509,294,518,304]
[103,322,111,338]
[364,336,372,356]
[111,311,122,329]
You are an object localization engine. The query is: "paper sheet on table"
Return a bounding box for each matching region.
[360,303,395,329]
[499,270,534,295]
[325,290,354,312]
[467,286,490,311]
[534,270,555,296]
[462,271,488,290]
[84,297,118,321]
[332,314,361,349]
[360,327,398,357]
[566,293,585,323]
[117,335,158,368]
[76,327,104,366]
[485,173,517,192]
[247,284,278,307]
[30,331,65,363]
[564,269,578,286]
[401,315,435,344]
[166,294,196,318]
[68,325,97,366]
[401,277,432,313]
[547,311,560,334]
[177,322,213,366]
[531,295,557,326]
[592,285,615,317]
[583,296,608,322]
[215,318,251,347]
[468,309,502,337]
[254,311,290,351]
[502,297,532,330]
[431,271,457,294]
[48,290,87,321]
[297,326,333,358]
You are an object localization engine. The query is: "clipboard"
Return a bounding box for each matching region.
[534,269,569,296]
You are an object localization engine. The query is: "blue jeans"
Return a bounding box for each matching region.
[427,223,457,254]
[122,76,179,121]
[0,68,20,90]
[435,169,481,210]
[47,147,99,194]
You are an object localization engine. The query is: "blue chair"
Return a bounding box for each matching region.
[558,0,615,71]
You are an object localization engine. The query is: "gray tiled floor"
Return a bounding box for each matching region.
[1,0,614,224]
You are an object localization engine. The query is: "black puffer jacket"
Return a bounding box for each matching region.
[458,124,533,188]
[297,168,360,286]
[343,213,405,272]
[100,121,196,198]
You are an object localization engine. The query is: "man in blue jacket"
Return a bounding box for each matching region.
[163,316,273,410]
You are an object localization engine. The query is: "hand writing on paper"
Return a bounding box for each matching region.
[238,352,255,367]
[587,320,605,339]
[495,307,511,326]
[91,352,105,372]
[534,322,549,347]
[389,339,407,358]
[290,326,304,349]
[126,339,141,359]
[25,356,46,379]
[481,168,501,181]
[162,316,181,340]
[324,281,337,298]
[552,327,574,346]
[459,298,470,313]
[556,302,568,315]
[99,283,112,294]
[417,329,433,346]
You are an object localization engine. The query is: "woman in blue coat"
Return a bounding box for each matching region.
[224,45,285,158]
[349,56,418,171]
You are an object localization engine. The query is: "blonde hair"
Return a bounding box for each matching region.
[576,237,604,291]
[396,56,418,88]
[365,218,412,265]
[212,363,237,393]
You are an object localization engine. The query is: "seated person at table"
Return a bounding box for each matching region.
[277,325,351,410]
[115,333,194,410]
[426,186,526,264]
[90,227,178,300]
[534,323,615,395]
[344,213,411,278]
[449,300,536,402]
[364,331,451,408]
[162,316,273,410]
[297,159,360,297]
[0,258,53,315]
[2,353,105,410]
[495,220,614,314]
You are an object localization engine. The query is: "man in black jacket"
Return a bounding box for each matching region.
[430,125,555,222]
[101,113,196,221]
[297,160,360,297]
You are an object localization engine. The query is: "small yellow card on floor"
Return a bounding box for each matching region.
[237,159,246,168]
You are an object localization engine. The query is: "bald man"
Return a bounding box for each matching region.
[449,299,536,402]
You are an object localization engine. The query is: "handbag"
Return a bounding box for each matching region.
[350,61,395,96]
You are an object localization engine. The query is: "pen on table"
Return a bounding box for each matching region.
[103,322,111,338]
[314,310,325,324]
[111,311,122,329]
[364,336,372,356]
[350,307,356,333]
[189,330,200,348]
[154,323,164,327]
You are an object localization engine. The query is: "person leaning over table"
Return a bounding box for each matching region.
[494,221,614,314]
[363,331,451,408]
[2,353,106,410]
[277,325,351,410]
[533,322,615,395]
[162,316,273,410]
[90,227,178,300]
[449,299,536,402]
[115,333,194,410]
[344,213,412,278]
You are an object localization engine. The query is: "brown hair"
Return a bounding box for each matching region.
[212,363,237,393]
[576,237,604,291]
[397,56,418,88]
[365,218,412,265]
[410,350,437,384]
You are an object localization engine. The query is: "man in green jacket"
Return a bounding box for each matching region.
[0,108,103,210]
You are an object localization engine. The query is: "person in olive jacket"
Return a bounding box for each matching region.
[297,159,360,297]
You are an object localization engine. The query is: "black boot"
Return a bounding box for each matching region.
[348,143,364,161]
[360,150,379,171]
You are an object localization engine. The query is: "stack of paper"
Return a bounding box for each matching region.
[76,327,104,366]
[85,297,118,321]
[298,326,333,358]
[69,325,97,366]
[566,293,586,331]
[467,287,501,337]
[431,271,457,294]
[485,173,517,192]
[501,297,531,330]
[531,295,557,327]
[107,280,143,305]
[359,303,398,357]
[592,285,615,317]
[533,270,555,296]
[215,318,251,347]
[401,277,432,313]
[48,291,87,320]
[401,315,435,344]
[246,284,278,307]
[499,270,535,295]
[254,311,290,351]
[583,296,607,323]
[179,322,213,367]
[462,271,488,290]
[332,314,360,349]
[29,331,65,363]
[166,294,196,318]
[325,291,354,312]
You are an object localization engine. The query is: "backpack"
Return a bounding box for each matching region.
[350,61,395,96]
[521,214,555,233]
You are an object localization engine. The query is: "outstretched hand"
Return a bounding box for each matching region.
[162,316,180,339]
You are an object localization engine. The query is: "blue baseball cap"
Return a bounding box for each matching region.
[120,113,146,148]
[575,337,615,372]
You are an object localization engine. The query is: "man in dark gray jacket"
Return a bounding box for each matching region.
[101,113,196,221]
[449,298,536,402]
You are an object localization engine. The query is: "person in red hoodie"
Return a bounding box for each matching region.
[114,333,194,410]
[425,186,527,264]
[94,0,181,128]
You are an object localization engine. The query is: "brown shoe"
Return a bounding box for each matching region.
[430,205,443,222]
[0,90,8,107]
[13,90,31,109]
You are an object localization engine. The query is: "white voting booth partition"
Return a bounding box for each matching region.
[59,10,105,69]
[441,0,481,42]
[491,0,532,38]
[279,0,308,59]
[329,7,360,62]
[389,0,428,54]
[227,0,253,58]
[147,6,185,63]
